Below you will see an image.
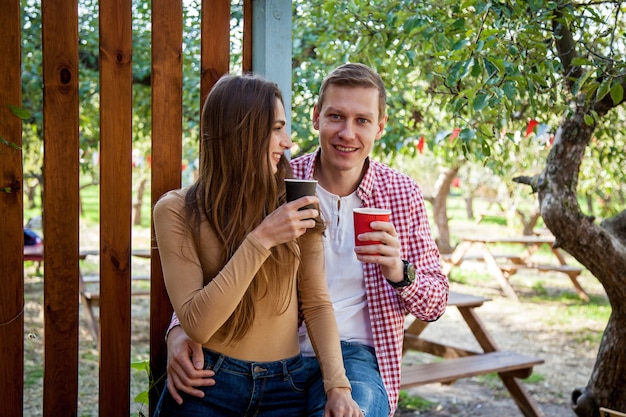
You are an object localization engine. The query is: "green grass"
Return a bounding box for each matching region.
[24,366,43,387]
[397,390,436,413]
[23,176,153,231]
[447,267,493,286]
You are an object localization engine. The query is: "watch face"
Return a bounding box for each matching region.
[407,262,416,281]
[389,260,415,288]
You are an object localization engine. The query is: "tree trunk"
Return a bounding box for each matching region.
[516,107,626,416]
[133,176,148,226]
[464,196,474,220]
[516,207,541,236]
[431,166,460,255]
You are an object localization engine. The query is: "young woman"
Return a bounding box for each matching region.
[153,74,361,416]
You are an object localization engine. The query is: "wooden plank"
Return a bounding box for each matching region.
[500,374,545,417]
[447,291,490,308]
[200,0,230,103]
[400,350,543,388]
[242,0,253,72]
[41,1,80,415]
[150,1,183,413]
[403,335,480,359]
[442,253,524,264]
[601,408,626,417]
[0,0,24,415]
[99,0,133,414]
[500,263,582,275]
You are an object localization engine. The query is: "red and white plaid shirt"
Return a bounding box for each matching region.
[167,149,449,415]
[291,149,449,416]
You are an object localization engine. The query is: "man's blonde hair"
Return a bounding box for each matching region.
[317,63,387,121]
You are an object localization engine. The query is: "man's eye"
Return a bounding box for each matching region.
[358,118,369,124]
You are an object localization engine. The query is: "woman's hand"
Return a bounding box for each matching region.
[324,387,364,417]
[251,195,319,249]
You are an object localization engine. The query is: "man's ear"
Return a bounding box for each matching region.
[312,104,321,130]
[375,114,388,139]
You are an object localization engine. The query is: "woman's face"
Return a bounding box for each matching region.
[268,98,292,174]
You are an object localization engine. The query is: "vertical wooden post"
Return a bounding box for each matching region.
[201,0,230,104]
[41,1,80,415]
[0,0,24,416]
[99,0,133,415]
[149,1,183,413]
[243,0,253,73]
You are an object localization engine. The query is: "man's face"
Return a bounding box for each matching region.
[313,85,387,176]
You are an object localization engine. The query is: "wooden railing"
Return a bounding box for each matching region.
[0,1,255,416]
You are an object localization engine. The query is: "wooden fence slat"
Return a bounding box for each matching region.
[0,0,25,416]
[41,1,80,416]
[200,0,231,104]
[99,0,134,415]
[149,1,183,413]
[243,0,253,73]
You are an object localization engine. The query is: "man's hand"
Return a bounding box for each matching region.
[166,326,215,404]
[324,387,364,417]
[353,220,404,283]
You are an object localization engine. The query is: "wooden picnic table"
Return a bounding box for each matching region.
[441,235,588,302]
[78,249,152,345]
[401,291,544,417]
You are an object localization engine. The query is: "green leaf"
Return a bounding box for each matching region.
[459,128,476,141]
[7,104,31,120]
[451,39,469,51]
[1,136,22,150]
[130,360,149,372]
[502,81,516,100]
[609,82,624,105]
[134,390,149,404]
[584,114,594,126]
[596,78,611,101]
[473,92,489,111]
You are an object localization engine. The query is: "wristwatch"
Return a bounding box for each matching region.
[388,260,416,288]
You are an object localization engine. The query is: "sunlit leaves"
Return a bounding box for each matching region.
[610,81,624,105]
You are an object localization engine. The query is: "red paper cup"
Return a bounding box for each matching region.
[353,208,391,247]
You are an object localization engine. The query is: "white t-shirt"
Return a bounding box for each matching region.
[299,184,374,356]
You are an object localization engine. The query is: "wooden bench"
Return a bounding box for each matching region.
[402,292,544,417]
[499,262,587,301]
[441,253,524,264]
[441,236,590,302]
[401,350,543,387]
[79,250,151,346]
[499,262,582,279]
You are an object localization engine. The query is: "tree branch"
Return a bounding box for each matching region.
[552,7,582,91]
[512,174,543,193]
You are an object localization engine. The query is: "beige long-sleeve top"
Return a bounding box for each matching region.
[153,189,350,393]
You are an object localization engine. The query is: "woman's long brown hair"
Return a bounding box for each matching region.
[184,74,299,343]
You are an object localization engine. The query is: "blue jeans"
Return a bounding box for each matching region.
[154,349,308,417]
[304,341,390,417]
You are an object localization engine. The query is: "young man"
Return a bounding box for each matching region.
[164,63,449,416]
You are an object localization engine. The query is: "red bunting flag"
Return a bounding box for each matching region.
[416,136,425,154]
[525,119,538,137]
[449,128,461,142]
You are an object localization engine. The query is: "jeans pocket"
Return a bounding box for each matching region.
[287,360,308,392]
